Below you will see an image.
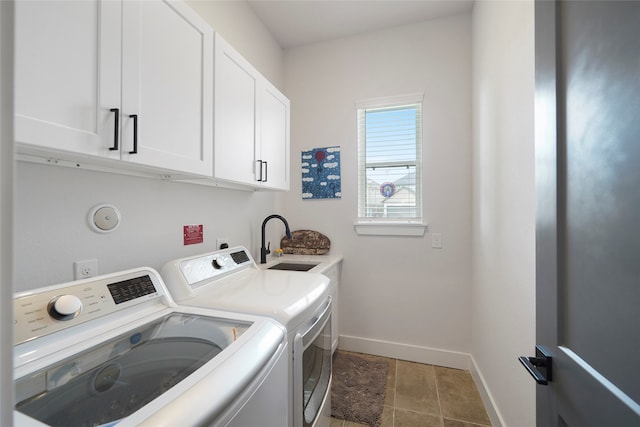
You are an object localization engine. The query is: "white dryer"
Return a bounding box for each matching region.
[161,246,333,427]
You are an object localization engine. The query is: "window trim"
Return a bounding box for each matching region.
[354,93,427,236]
[354,221,428,237]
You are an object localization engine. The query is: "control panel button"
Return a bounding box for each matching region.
[48,295,82,320]
[212,255,233,270]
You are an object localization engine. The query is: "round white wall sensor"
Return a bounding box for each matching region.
[88,204,121,233]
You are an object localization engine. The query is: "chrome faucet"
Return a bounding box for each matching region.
[261,214,291,264]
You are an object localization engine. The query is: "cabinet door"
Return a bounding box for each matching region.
[258,82,290,190]
[15,0,121,157]
[213,35,258,185]
[121,0,213,176]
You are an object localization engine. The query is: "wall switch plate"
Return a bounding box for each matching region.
[216,238,229,250]
[431,233,443,249]
[74,259,98,280]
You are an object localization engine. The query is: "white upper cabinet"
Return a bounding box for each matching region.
[15,0,213,177]
[119,1,212,175]
[213,35,258,185]
[258,80,290,190]
[213,34,290,190]
[15,0,120,158]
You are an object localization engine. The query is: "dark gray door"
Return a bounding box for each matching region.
[534,1,640,425]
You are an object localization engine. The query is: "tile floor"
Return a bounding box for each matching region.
[330,351,492,427]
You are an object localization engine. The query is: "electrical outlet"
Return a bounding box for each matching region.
[431,233,443,249]
[74,259,98,280]
[216,238,229,250]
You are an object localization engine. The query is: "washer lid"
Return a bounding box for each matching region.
[15,313,250,427]
[174,267,329,330]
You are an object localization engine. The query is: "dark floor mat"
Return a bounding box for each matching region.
[331,351,389,427]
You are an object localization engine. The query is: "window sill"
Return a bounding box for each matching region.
[353,222,428,237]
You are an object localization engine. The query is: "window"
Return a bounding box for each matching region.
[355,93,426,236]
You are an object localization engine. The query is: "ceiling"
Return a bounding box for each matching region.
[247,0,475,49]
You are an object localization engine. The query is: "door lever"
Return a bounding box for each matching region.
[519,345,552,385]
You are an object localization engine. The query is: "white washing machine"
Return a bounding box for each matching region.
[13,267,288,427]
[161,246,333,427]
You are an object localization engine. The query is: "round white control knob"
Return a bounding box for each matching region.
[49,295,82,320]
[212,258,223,269]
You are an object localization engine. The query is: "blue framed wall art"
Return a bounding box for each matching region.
[301,146,341,199]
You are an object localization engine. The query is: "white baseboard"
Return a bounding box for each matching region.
[469,355,505,427]
[338,334,471,370]
[338,334,503,427]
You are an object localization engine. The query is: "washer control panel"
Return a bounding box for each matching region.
[178,247,254,286]
[14,270,163,345]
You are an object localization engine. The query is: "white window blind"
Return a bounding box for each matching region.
[357,94,423,224]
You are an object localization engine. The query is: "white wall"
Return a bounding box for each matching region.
[13,1,285,291]
[15,163,282,290]
[471,1,536,426]
[186,0,284,90]
[281,14,473,366]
